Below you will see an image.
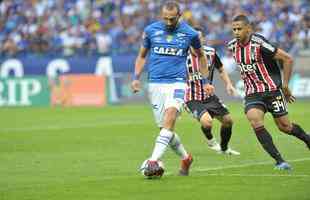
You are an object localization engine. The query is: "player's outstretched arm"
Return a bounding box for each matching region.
[274,48,295,103]
[131,46,148,93]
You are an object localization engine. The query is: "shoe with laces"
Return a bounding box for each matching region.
[274,162,292,171]
[207,139,221,152]
[220,148,240,155]
[179,154,193,176]
[144,160,164,177]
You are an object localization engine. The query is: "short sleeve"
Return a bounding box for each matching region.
[142,31,151,49]
[190,32,201,49]
[260,37,278,57]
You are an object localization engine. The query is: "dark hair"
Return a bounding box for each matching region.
[232,14,250,25]
[161,1,181,15]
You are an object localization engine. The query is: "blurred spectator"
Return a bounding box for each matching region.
[0,0,309,57]
[298,14,310,49]
[2,37,18,56]
[95,26,112,55]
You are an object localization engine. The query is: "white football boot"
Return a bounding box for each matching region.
[220,148,240,155]
[207,138,221,152]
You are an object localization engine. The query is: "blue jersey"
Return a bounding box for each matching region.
[143,20,201,83]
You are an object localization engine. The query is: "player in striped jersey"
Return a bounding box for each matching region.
[228,14,310,170]
[185,26,240,155]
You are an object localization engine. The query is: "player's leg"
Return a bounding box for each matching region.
[169,130,193,176]
[143,83,170,176]
[274,115,310,150]
[164,82,193,175]
[215,114,240,155]
[147,83,177,162]
[216,114,232,151]
[200,95,238,153]
[245,93,288,167]
[267,90,310,150]
[246,105,287,167]
[149,106,192,176]
[205,95,238,154]
[165,84,190,160]
[163,106,190,161]
[200,111,213,140]
[169,131,189,158]
[148,83,192,175]
[186,100,220,151]
[200,111,221,150]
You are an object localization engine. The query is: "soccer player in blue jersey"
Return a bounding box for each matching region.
[131,1,209,177]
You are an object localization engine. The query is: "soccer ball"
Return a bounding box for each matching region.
[139,159,165,179]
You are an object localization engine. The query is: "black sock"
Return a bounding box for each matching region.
[201,126,213,140]
[220,126,232,151]
[290,123,310,148]
[254,126,285,164]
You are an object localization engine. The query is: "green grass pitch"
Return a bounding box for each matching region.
[1,102,310,200]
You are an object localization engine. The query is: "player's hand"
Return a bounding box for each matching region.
[131,80,141,93]
[203,84,215,96]
[282,86,295,103]
[226,84,238,96]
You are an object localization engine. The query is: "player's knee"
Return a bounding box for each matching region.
[249,120,263,129]
[277,122,292,134]
[163,108,178,129]
[222,116,233,127]
[200,117,212,129]
[165,108,177,118]
[201,121,212,129]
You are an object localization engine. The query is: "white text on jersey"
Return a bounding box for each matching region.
[153,47,184,56]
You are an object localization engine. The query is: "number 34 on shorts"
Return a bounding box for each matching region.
[271,95,287,112]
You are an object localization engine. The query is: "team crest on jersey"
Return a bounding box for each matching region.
[166,35,173,42]
[176,37,186,46]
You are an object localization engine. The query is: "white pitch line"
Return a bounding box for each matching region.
[195,157,310,172]
[0,120,147,133]
[201,173,310,177]
[163,157,310,177]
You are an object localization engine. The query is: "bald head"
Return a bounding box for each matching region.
[161,1,181,32]
[161,1,181,15]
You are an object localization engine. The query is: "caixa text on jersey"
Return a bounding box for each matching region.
[153,46,185,56]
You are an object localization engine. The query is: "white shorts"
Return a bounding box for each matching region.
[148,82,186,127]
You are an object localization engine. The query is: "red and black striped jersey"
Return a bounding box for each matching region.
[227,33,282,96]
[185,46,222,102]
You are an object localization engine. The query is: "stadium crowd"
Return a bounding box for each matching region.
[0,0,309,57]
